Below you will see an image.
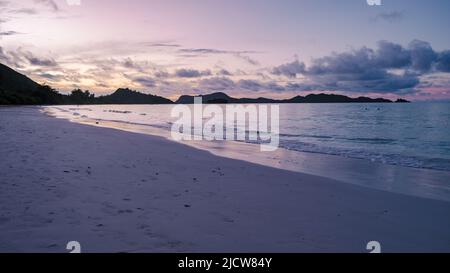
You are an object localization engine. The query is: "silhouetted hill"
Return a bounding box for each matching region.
[0,62,409,105]
[0,63,39,93]
[177,92,235,104]
[176,92,280,104]
[0,63,173,105]
[0,63,66,104]
[283,94,392,103]
[176,92,403,104]
[96,88,173,104]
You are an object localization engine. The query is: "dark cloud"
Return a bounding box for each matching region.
[234,53,260,66]
[265,82,286,92]
[0,47,58,68]
[37,72,63,81]
[153,71,169,78]
[122,58,137,69]
[272,60,305,78]
[24,52,57,67]
[198,77,235,91]
[409,40,437,72]
[121,57,152,72]
[175,68,211,78]
[217,69,232,76]
[134,77,156,88]
[436,50,450,73]
[375,40,411,68]
[198,77,285,93]
[272,40,450,93]
[237,79,263,91]
[304,46,419,93]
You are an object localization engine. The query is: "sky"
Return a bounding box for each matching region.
[0,0,450,101]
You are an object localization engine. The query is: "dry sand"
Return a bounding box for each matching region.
[1,106,449,252]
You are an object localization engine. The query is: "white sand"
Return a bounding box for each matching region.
[1,106,449,253]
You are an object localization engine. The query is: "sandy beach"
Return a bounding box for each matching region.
[1,106,450,253]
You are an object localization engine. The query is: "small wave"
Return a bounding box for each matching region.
[342,137,396,144]
[278,141,450,171]
[279,133,333,139]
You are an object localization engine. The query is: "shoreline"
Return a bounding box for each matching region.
[44,106,450,202]
[1,106,450,252]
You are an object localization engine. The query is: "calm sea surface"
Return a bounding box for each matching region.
[47,102,450,172]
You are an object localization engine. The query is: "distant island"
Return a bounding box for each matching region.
[176,92,408,104]
[0,62,409,105]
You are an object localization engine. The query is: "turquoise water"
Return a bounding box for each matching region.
[48,102,450,172]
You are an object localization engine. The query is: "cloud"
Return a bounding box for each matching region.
[436,51,450,73]
[0,46,8,62]
[3,38,448,98]
[374,11,404,23]
[0,30,22,36]
[0,47,58,68]
[271,40,450,93]
[237,79,263,91]
[133,76,156,88]
[198,77,235,91]
[303,47,419,93]
[272,60,305,78]
[197,77,285,93]
[408,40,437,72]
[154,71,169,78]
[0,1,10,7]
[121,57,153,72]
[217,69,232,76]
[23,51,58,66]
[37,72,65,81]
[179,48,256,55]
[374,40,411,68]
[175,68,211,78]
[179,48,230,55]
[178,47,260,66]
[143,42,181,48]
[234,53,260,66]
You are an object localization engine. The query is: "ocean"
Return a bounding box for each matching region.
[46,102,450,172]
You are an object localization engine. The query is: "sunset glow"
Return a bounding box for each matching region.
[1,0,450,100]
